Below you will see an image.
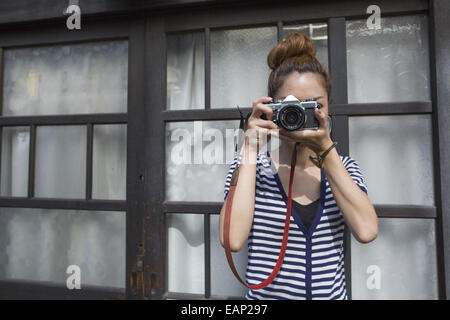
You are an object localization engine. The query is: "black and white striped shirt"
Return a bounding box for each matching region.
[224,151,368,300]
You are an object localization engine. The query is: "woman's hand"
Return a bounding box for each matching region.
[219,96,277,252]
[247,96,279,150]
[275,107,333,154]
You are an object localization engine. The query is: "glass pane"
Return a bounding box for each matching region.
[349,115,434,206]
[35,125,86,199]
[211,27,277,108]
[167,32,205,110]
[346,15,430,103]
[210,214,248,297]
[165,120,239,201]
[0,208,125,288]
[166,213,204,294]
[3,41,128,116]
[92,125,127,200]
[283,22,328,69]
[1,127,29,197]
[351,218,438,300]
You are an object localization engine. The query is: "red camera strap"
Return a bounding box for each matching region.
[223,144,297,289]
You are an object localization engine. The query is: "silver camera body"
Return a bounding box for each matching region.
[263,98,322,131]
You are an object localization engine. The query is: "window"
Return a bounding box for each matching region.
[344,14,438,299]
[0,25,130,299]
[161,3,444,300]
[0,0,448,300]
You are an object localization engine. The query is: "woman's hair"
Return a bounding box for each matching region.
[267,32,331,101]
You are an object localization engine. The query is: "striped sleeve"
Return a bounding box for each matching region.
[342,156,368,194]
[223,154,242,201]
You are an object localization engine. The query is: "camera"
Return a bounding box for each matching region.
[262,97,322,131]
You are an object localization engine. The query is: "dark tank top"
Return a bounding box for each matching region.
[292,198,319,231]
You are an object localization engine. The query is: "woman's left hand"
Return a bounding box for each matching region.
[274,108,333,154]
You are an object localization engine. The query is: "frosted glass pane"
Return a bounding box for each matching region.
[347,15,430,103]
[1,127,29,197]
[351,218,438,300]
[167,214,204,294]
[167,33,205,110]
[349,115,434,206]
[92,125,126,200]
[165,120,239,201]
[283,23,328,69]
[35,126,86,199]
[0,208,125,288]
[210,214,248,297]
[211,27,277,108]
[3,41,128,116]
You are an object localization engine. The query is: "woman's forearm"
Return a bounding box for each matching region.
[322,148,378,243]
[219,137,258,252]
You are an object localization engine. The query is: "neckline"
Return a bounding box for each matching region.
[266,150,326,238]
[292,198,320,207]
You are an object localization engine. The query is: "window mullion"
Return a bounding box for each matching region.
[27,124,36,198]
[327,16,352,299]
[205,27,211,110]
[204,213,211,298]
[375,204,437,218]
[86,123,93,200]
[277,21,283,42]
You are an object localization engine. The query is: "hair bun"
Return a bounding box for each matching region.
[267,32,316,71]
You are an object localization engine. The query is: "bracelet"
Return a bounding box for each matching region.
[309,141,338,168]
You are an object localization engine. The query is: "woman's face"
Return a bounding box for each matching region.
[275,71,329,118]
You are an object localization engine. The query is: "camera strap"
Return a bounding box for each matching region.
[235,105,250,157]
[223,142,298,289]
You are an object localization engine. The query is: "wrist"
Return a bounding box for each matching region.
[309,141,338,168]
[243,136,258,165]
[321,147,339,170]
[314,137,333,154]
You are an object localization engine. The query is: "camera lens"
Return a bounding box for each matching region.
[286,112,298,124]
[279,105,305,131]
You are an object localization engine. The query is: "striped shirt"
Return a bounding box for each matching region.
[223,150,368,300]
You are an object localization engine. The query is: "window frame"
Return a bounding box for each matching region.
[159,0,444,300]
[0,0,448,300]
[0,18,141,299]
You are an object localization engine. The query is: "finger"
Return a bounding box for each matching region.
[252,96,274,119]
[246,126,270,141]
[252,118,278,130]
[279,128,308,141]
[315,108,328,129]
[252,96,273,107]
[269,128,280,138]
[275,131,297,143]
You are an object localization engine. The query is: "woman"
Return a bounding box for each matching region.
[219,32,378,300]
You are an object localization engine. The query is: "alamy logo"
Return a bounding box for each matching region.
[366,265,381,290]
[169,123,274,166]
[66,265,81,290]
[66,3,81,30]
[366,5,381,30]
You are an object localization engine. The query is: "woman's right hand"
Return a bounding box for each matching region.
[247,96,278,149]
[219,96,276,252]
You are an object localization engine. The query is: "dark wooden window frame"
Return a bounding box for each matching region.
[0,0,448,300]
[0,18,140,300]
[159,0,446,300]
